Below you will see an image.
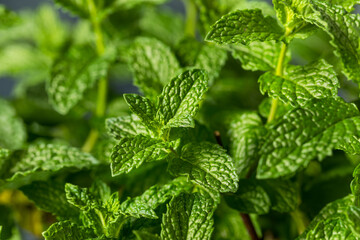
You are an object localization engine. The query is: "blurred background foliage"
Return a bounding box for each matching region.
[0,0,360,239]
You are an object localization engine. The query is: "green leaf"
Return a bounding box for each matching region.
[212,202,252,240]
[0,5,20,28]
[0,143,99,189]
[0,99,26,150]
[225,112,265,178]
[298,195,355,239]
[169,142,239,193]
[20,180,80,220]
[231,40,290,72]
[120,178,193,219]
[106,115,151,140]
[156,69,209,129]
[351,163,360,207]
[225,179,271,214]
[260,179,299,212]
[325,0,360,12]
[205,9,284,45]
[53,0,89,18]
[65,182,124,238]
[111,135,174,176]
[43,221,94,240]
[128,37,180,99]
[286,1,360,83]
[160,191,217,240]
[47,45,115,114]
[134,230,161,240]
[123,94,160,132]
[273,0,316,39]
[113,0,168,10]
[259,60,339,106]
[346,205,360,236]
[257,97,360,179]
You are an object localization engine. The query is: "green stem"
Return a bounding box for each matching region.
[184,0,197,37]
[290,209,308,235]
[267,42,287,123]
[82,0,107,152]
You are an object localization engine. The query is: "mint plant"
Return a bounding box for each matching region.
[1,0,360,239]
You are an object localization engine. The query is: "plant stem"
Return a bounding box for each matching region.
[267,42,287,123]
[184,0,197,37]
[82,0,107,152]
[240,213,259,240]
[290,209,308,235]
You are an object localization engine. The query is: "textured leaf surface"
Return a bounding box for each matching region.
[286,1,360,83]
[161,191,216,240]
[123,94,160,131]
[106,115,151,140]
[54,0,88,18]
[47,45,114,114]
[257,97,360,179]
[169,142,239,193]
[128,37,180,99]
[299,195,355,239]
[21,181,79,220]
[0,99,26,150]
[352,164,360,207]
[0,143,98,189]
[157,69,208,128]
[120,178,193,219]
[43,221,94,240]
[259,60,339,106]
[225,112,265,178]
[111,135,174,176]
[65,181,124,238]
[206,9,284,45]
[226,179,271,214]
[231,40,290,72]
[261,179,299,212]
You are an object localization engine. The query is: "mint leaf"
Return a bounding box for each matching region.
[259,60,339,106]
[0,143,98,189]
[120,178,193,219]
[20,180,79,220]
[47,45,114,114]
[352,164,360,207]
[54,0,89,18]
[261,179,299,213]
[134,230,161,240]
[0,5,19,28]
[160,191,216,240]
[325,0,360,12]
[123,94,160,132]
[225,112,265,178]
[43,221,94,240]
[106,115,151,140]
[299,195,355,239]
[156,69,208,129]
[175,38,227,85]
[226,179,271,214]
[169,142,239,193]
[206,9,284,45]
[286,1,360,83]
[346,205,360,236]
[0,99,26,150]
[111,135,174,176]
[128,37,180,99]
[231,40,290,72]
[65,181,124,238]
[257,97,360,179]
